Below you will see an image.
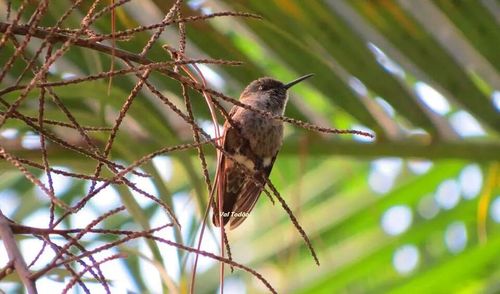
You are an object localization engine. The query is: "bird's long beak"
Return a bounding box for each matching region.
[283,73,314,89]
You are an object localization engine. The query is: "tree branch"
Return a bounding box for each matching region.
[281,136,500,161]
[0,21,151,64]
[0,210,37,294]
[3,136,500,163]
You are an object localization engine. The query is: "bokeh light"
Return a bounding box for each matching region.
[458,164,483,199]
[21,132,42,150]
[444,221,467,254]
[367,43,405,78]
[393,244,420,275]
[435,179,460,210]
[490,196,500,223]
[449,111,486,137]
[408,159,433,175]
[369,158,403,194]
[491,90,500,111]
[375,97,395,117]
[348,77,368,97]
[414,82,450,115]
[381,205,413,236]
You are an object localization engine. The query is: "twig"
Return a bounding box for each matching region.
[62,253,126,294]
[265,179,320,265]
[0,147,71,211]
[0,210,37,294]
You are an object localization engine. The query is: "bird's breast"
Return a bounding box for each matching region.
[235,110,284,158]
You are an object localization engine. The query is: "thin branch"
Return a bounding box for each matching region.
[62,253,126,294]
[265,179,319,265]
[0,210,37,294]
[0,112,111,131]
[0,147,71,211]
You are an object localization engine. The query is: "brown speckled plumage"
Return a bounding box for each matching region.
[212,74,313,229]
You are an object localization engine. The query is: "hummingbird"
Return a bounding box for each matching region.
[212,74,314,229]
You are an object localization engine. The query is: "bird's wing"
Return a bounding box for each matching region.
[212,107,278,230]
[212,112,246,227]
[227,154,277,230]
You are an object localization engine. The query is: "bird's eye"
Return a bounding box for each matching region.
[258,85,264,91]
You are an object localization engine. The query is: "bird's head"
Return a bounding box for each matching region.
[240,74,314,113]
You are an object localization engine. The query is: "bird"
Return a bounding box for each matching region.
[212,74,314,229]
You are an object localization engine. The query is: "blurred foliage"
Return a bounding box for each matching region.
[1,0,500,293]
